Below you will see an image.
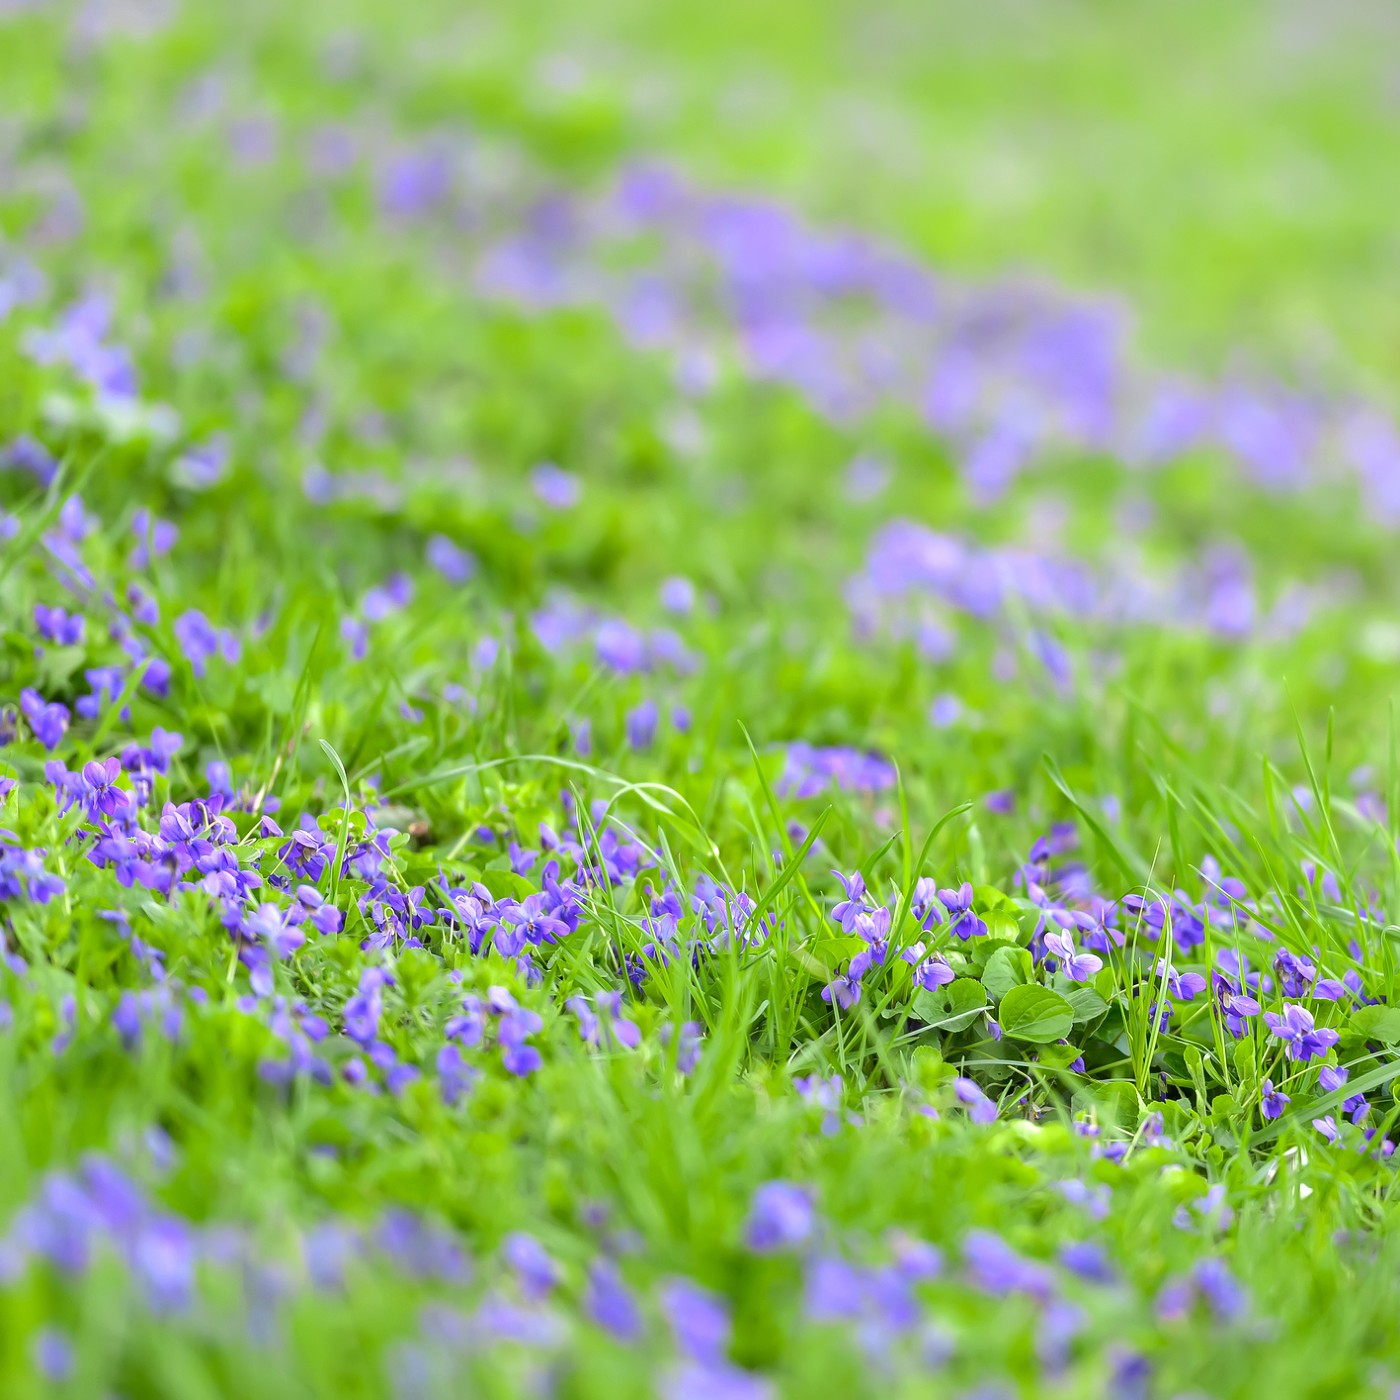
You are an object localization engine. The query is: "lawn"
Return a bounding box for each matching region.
[1,1,1399,1396]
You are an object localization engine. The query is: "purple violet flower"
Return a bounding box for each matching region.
[1260,1079,1290,1120]
[426,534,476,584]
[34,1328,74,1382]
[939,882,988,940]
[661,1278,731,1364]
[34,603,84,646]
[1045,928,1103,982]
[532,463,581,510]
[20,689,69,750]
[745,1182,814,1253]
[626,699,659,750]
[1263,1003,1340,1062]
[953,1077,997,1124]
[502,1232,559,1301]
[821,968,862,1010]
[660,576,696,615]
[585,1258,643,1342]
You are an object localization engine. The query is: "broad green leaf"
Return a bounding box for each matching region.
[973,885,1015,911]
[475,869,538,902]
[1036,1042,1082,1070]
[1347,1005,1400,1045]
[998,985,1074,1043]
[912,978,987,1032]
[1071,1080,1143,1133]
[981,945,1033,1001]
[982,909,1023,942]
[1063,985,1109,1024]
[1209,1092,1241,1124]
[1232,1038,1258,1086]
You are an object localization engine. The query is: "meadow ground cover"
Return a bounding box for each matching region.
[4,1,1400,1396]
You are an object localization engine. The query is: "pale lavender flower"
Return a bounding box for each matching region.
[426,534,476,584]
[661,577,695,615]
[1045,928,1102,982]
[745,1182,814,1252]
[502,1232,559,1301]
[532,463,580,509]
[34,1328,74,1381]
[586,1258,643,1341]
[661,1277,730,1364]
[626,699,659,750]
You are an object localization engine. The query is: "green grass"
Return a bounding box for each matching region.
[0,1,1398,1396]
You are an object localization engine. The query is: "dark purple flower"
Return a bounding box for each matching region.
[81,758,128,820]
[3,434,57,486]
[902,942,955,992]
[663,1020,704,1073]
[342,968,389,1046]
[497,894,570,948]
[793,1073,844,1136]
[19,689,69,750]
[1156,960,1206,1001]
[1273,948,1317,998]
[567,992,641,1050]
[953,1077,997,1125]
[174,611,238,678]
[829,870,869,931]
[1260,1079,1290,1120]
[34,603,84,646]
[75,666,131,723]
[939,882,988,940]
[803,1254,866,1322]
[851,905,891,962]
[245,902,305,960]
[375,1210,470,1284]
[499,1007,543,1076]
[777,743,895,799]
[377,148,450,218]
[1212,972,1261,1038]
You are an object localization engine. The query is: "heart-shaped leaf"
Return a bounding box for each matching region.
[998,985,1074,1043]
[982,945,1034,1002]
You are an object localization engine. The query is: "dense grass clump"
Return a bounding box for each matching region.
[2,2,1400,1396]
